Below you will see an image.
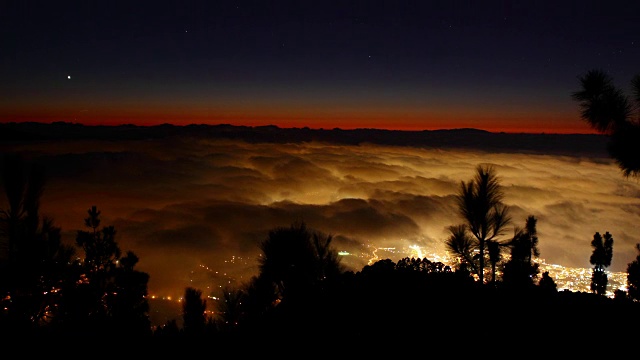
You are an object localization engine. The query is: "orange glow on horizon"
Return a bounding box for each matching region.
[0,98,599,134]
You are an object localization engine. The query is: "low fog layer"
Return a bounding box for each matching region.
[2,135,639,298]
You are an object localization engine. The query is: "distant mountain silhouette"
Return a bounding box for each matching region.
[0,121,609,158]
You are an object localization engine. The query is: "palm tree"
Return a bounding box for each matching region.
[447,165,511,284]
[572,69,640,177]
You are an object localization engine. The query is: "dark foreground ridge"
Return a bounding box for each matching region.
[0,121,609,158]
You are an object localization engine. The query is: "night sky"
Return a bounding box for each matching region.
[2,1,639,133]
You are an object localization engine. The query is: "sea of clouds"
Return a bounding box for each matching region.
[3,136,640,298]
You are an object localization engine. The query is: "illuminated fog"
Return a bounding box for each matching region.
[4,137,640,298]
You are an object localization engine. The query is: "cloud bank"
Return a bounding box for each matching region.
[2,134,639,298]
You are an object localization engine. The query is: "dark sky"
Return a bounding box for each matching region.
[2,0,639,133]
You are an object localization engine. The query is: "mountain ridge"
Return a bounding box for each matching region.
[0,121,609,158]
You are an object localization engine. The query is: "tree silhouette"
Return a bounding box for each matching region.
[0,153,77,332]
[229,274,279,332]
[182,287,208,336]
[538,271,557,293]
[396,256,449,274]
[486,239,505,286]
[445,224,477,275]
[110,250,151,336]
[216,285,245,332]
[589,231,614,296]
[76,206,121,274]
[257,221,344,303]
[153,319,180,337]
[572,69,640,177]
[211,221,346,336]
[446,165,511,284]
[208,223,639,339]
[613,289,628,301]
[69,206,150,336]
[626,243,640,301]
[502,215,541,289]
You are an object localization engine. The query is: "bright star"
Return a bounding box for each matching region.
[67,75,71,79]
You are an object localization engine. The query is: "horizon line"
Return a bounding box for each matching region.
[0,120,603,136]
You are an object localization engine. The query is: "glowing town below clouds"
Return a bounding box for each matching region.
[149,244,628,305]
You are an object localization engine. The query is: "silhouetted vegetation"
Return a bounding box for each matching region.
[502,215,540,289]
[590,231,614,295]
[628,244,640,302]
[445,164,511,284]
[0,153,77,334]
[180,287,217,337]
[1,154,150,337]
[2,152,640,341]
[539,271,557,293]
[573,69,640,177]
